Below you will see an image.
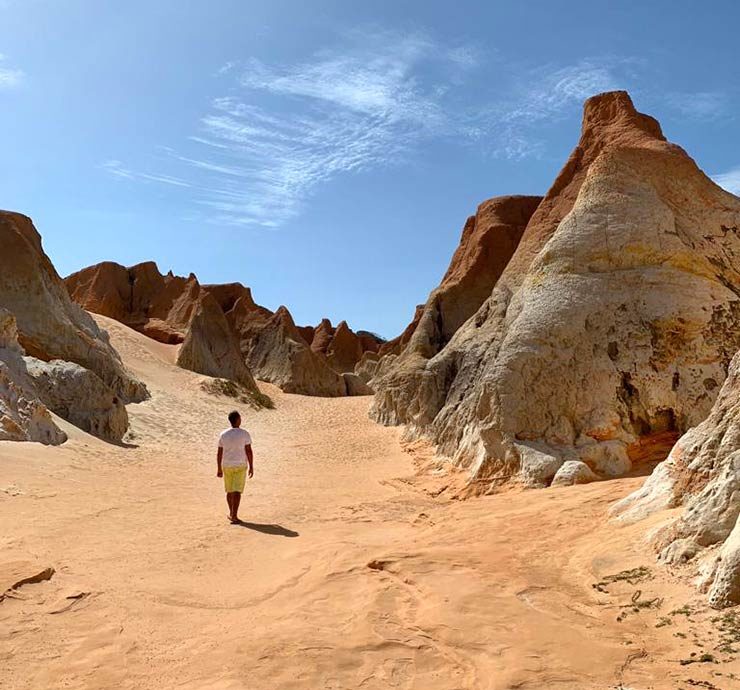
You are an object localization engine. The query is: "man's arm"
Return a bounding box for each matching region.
[245,444,254,478]
[216,447,223,477]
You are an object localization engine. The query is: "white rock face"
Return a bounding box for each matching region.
[371,91,740,490]
[0,308,66,445]
[371,195,540,426]
[24,358,129,443]
[0,211,147,404]
[551,461,598,487]
[710,519,740,608]
[613,350,740,608]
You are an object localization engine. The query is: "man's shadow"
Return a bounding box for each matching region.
[234,521,299,537]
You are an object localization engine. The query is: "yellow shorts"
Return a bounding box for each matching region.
[223,466,246,493]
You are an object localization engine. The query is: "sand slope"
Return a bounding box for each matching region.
[1,316,738,689]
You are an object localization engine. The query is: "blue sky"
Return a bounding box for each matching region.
[1,1,738,337]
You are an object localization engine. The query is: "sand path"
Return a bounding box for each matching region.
[1,317,738,689]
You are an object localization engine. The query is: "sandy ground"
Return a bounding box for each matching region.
[1,316,739,690]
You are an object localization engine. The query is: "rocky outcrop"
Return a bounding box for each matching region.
[66,261,201,344]
[213,294,345,396]
[67,261,379,396]
[551,461,598,487]
[296,325,315,346]
[356,331,384,354]
[354,351,381,383]
[342,372,374,397]
[202,282,272,323]
[0,308,66,445]
[357,305,424,389]
[176,293,260,395]
[243,307,346,396]
[310,319,334,356]
[612,350,740,608]
[0,213,147,404]
[325,321,364,373]
[378,305,424,357]
[370,194,541,430]
[371,91,740,490]
[365,207,535,395]
[24,358,129,443]
[309,319,382,373]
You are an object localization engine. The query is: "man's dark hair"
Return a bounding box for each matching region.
[228,410,240,426]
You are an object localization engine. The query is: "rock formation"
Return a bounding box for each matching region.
[309,319,382,374]
[371,194,540,422]
[201,282,272,324]
[296,325,315,345]
[176,293,260,394]
[0,212,147,404]
[354,351,381,383]
[378,305,424,358]
[613,349,740,608]
[325,321,364,373]
[67,260,380,396]
[356,331,384,354]
[242,307,346,396]
[371,91,740,490]
[352,306,423,387]
[0,308,66,444]
[65,260,201,344]
[205,292,343,396]
[551,461,598,488]
[342,372,374,397]
[310,319,335,356]
[24,358,129,443]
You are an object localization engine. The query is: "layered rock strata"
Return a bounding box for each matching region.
[371,91,740,490]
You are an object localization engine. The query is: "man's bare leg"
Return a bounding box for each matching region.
[226,492,241,523]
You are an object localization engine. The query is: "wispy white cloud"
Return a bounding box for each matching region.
[101,159,134,179]
[667,91,728,120]
[509,60,623,121]
[471,57,630,159]
[217,60,237,75]
[101,159,191,188]
[237,32,447,127]
[106,30,477,227]
[447,45,481,70]
[712,167,740,195]
[101,50,637,224]
[0,53,23,89]
[101,29,735,228]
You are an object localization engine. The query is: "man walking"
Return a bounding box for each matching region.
[216,410,253,524]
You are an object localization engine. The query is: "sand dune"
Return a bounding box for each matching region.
[1,316,738,689]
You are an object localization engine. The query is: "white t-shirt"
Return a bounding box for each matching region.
[218,427,252,468]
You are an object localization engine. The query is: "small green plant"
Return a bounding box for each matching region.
[616,589,663,621]
[713,610,740,655]
[679,652,717,666]
[593,566,653,593]
[671,605,693,617]
[200,378,274,410]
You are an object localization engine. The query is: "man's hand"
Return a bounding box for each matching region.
[217,468,223,478]
[246,444,254,480]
